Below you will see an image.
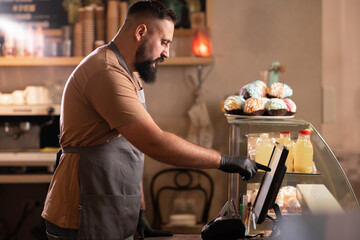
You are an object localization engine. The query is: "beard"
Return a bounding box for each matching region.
[134,40,164,84]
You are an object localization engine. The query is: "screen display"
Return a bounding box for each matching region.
[252,142,288,224]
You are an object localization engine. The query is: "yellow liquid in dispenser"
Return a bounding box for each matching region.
[255,133,274,168]
[278,132,294,173]
[294,130,313,173]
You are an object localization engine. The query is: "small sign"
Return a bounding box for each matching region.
[0,0,67,28]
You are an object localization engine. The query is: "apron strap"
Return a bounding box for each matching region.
[108,41,143,90]
[108,41,132,76]
[108,41,146,108]
[62,147,85,154]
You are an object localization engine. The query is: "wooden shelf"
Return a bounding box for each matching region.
[0,57,83,66]
[0,56,213,67]
[161,56,214,66]
[0,174,52,183]
[0,152,56,167]
[0,104,61,116]
[174,28,195,37]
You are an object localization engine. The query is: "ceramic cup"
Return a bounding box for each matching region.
[25,86,50,104]
[12,90,25,105]
[0,93,13,105]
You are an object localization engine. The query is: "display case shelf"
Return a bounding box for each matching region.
[225,116,359,215]
[0,56,214,67]
[248,171,323,186]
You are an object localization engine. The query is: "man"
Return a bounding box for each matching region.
[42,1,263,239]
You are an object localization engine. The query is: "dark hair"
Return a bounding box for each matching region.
[127,0,177,24]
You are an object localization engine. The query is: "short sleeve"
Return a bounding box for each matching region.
[85,70,151,129]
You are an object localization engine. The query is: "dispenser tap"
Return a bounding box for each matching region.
[4,121,31,139]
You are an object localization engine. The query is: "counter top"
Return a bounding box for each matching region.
[146,234,201,240]
[144,234,264,240]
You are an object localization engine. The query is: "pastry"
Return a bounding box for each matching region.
[260,97,269,106]
[275,186,302,213]
[245,84,262,99]
[265,98,287,116]
[244,97,265,116]
[253,80,268,97]
[239,80,267,99]
[224,95,245,115]
[239,87,250,99]
[267,82,293,98]
[282,98,297,115]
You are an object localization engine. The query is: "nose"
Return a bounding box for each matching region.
[161,45,170,59]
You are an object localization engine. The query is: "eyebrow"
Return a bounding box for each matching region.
[162,39,172,44]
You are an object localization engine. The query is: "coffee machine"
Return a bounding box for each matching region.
[0,103,61,239]
[0,104,60,182]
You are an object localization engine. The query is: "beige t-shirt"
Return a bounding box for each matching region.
[41,45,151,229]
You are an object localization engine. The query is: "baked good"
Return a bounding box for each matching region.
[224,95,245,114]
[267,82,293,98]
[249,185,301,214]
[244,84,262,99]
[275,186,301,214]
[265,98,288,116]
[260,97,269,107]
[239,80,267,99]
[244,97,265,116]
[253,80,267,97]
[282,98,297,115]
[239,87,249,99]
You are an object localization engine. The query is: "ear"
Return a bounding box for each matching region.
[135,24,147,42]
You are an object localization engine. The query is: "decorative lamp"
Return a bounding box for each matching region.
[192,28,212,57]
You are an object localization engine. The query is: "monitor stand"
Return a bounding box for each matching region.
[246,203,282,239]
[265,203,282,239]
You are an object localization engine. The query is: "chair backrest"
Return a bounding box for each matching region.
[150,168,214,229]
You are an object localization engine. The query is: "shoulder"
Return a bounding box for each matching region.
[75,45,131,79]
[72,46,136,91]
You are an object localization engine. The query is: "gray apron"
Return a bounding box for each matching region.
[63,42,146,239]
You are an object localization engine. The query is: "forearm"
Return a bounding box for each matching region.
[118,118,258,180]
[145,130,221,169]
[117,118,221,169]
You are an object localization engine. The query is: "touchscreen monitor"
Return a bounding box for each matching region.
[252,142,288,224]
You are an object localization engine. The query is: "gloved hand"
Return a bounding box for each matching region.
[137,210,173,239]
[219,155,270,181]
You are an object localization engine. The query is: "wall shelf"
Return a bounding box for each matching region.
[0,57,83,66]
[0,56,214,67]
[0,104,61,116]
[0,174,52,183]
[162,56,214,66]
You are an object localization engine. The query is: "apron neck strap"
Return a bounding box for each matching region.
[108,41,143,90]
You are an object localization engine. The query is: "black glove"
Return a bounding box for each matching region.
[137,210,173,239]
[219,155,268,181]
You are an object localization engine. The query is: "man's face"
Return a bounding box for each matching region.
[134,19,174,84]
[134,38,163,84]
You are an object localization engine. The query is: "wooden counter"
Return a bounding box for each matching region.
[144,234,265,240]
[146,234,201,240]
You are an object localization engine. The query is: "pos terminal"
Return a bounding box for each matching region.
[201,142,288,239]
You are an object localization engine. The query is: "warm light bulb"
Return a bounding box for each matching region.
[199,44,208,55]
[192,28,212,57]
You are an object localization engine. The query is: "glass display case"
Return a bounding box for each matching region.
[225,115,359,218]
